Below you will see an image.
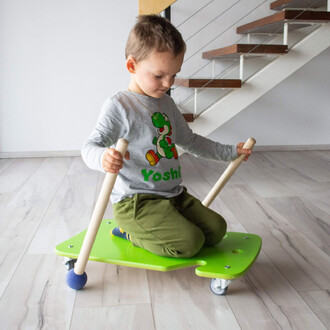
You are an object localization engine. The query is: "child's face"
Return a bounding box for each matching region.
[127,50,184,98]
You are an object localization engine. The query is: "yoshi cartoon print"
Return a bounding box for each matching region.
[146,112,178,166]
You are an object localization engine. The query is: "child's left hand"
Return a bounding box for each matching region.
[236,142,252,161]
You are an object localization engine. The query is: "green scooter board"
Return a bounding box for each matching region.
[56,219,261,295]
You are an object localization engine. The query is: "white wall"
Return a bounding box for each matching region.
[0,0,137,154]
[1,0,329,155]
[208,46,330,148]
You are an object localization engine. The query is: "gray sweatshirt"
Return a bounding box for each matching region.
[81,90,237,203]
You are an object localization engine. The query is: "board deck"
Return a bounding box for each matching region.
[56,220,262,280]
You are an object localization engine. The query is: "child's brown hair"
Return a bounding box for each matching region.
[125,15,186,61]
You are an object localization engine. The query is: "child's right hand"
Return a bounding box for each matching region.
[101,148,130,173]
[236,142,252,161]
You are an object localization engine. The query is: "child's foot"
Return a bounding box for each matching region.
[111,227,130,241]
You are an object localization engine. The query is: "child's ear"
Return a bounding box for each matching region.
[126,56,136,74]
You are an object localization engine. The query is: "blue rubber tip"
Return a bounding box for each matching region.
[66,269,87,290]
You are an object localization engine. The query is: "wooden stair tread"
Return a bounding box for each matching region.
[202,44,288,59]
[175,78,242,88]
[270,0,327,10]
[182,113,194,122]
[237,10,330,34]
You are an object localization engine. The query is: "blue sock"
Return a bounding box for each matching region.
[111,227,130,241]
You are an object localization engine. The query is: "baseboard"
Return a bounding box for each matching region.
[253,144,330,152]
[177,144,330,156]
[0,150,81,159]
[1,145,329,159]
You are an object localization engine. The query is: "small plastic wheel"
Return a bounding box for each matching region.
[210,278,229,295]
[64,258,77,271]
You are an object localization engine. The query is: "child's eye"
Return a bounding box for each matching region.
[154,75,162,79]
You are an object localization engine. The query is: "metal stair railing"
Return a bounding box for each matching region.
[169,0,327,118]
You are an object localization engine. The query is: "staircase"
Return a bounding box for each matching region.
[172,0,330,128]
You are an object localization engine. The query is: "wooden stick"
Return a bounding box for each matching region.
[74,138,129,275]
[202,137,256,208]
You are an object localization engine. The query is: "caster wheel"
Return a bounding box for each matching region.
[64,258,77,271]
[210,278,229,295]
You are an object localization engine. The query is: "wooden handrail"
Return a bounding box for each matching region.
[139,0,177,15]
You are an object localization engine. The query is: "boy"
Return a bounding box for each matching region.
[82,15,252,258]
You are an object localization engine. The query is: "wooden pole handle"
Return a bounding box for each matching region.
[74,138,129,275]
[202,137,256,208]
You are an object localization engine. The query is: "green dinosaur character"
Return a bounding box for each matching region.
[146,112,178,166]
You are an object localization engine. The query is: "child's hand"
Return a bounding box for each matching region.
[236,142,252,161]
[102,148,130,173]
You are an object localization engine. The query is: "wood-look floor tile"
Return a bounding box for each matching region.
[74,263,150,308]
[71,304,155,330]
[0,254,75,329]
[1,151,329,329]
[148,267,240,330]
[0,158,73,297]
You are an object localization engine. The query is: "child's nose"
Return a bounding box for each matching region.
[163,77,174,88]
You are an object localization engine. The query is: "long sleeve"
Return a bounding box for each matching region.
[81,97,128,172]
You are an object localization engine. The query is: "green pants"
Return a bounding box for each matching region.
[113,188,227,258]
